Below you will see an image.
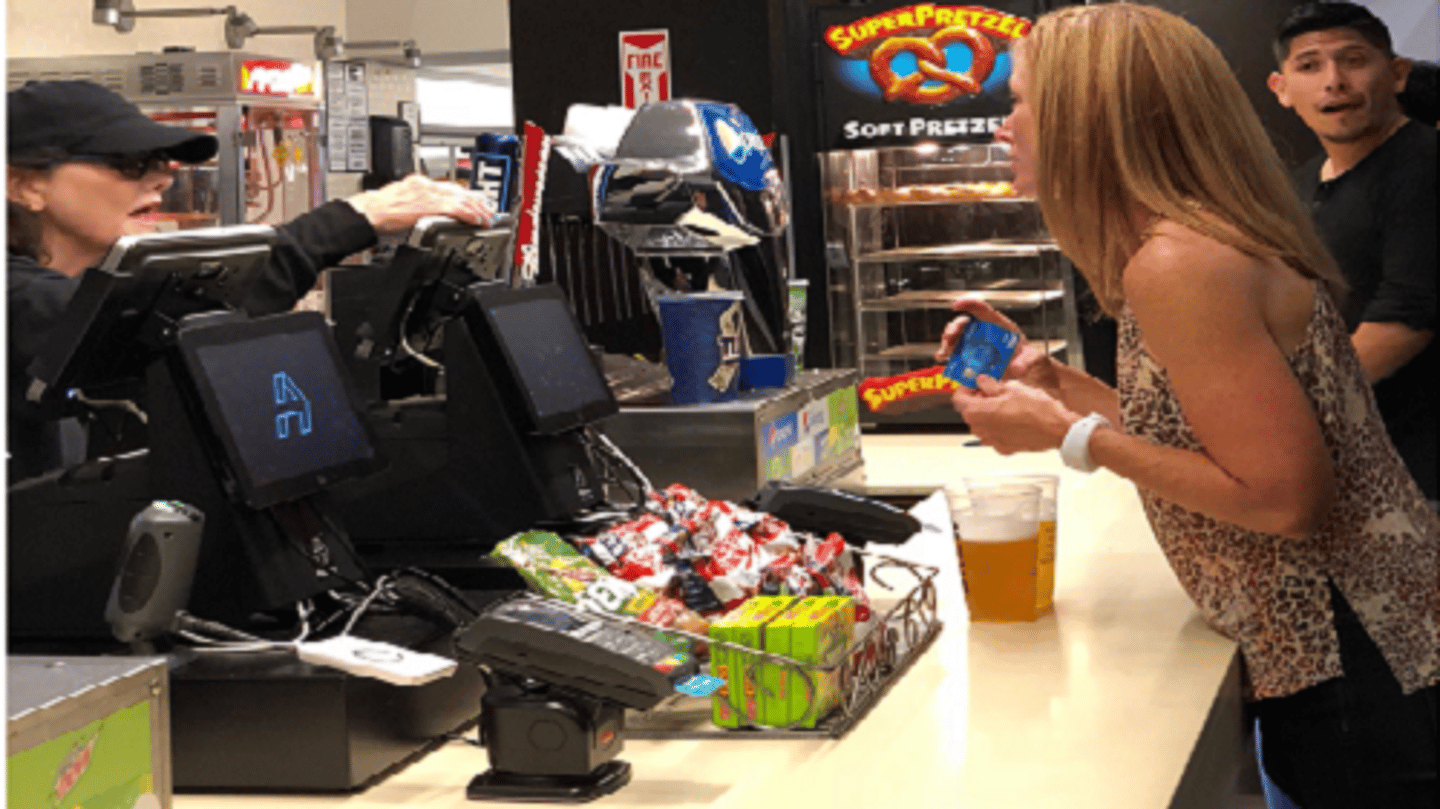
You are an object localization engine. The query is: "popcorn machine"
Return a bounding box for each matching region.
[8,51,325,228]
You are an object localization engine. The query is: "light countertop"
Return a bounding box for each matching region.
[173,436,1242,809]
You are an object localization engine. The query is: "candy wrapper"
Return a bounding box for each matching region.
[575,483,877,621]
[491,530,606,603]
[491,531,710,651]
[803,532,872,622]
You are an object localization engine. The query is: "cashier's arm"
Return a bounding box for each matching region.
[1086,237,1336,539]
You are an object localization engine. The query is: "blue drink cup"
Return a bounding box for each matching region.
[658,292,746,404]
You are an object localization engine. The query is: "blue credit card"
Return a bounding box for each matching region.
[942,319,1020,388]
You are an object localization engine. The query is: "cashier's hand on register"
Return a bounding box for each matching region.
[346,174,496,233]
[936,295,1077,456]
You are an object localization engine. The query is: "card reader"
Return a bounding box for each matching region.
[454,596,701,802]
[751,481,920,546]
[455,596,697,710]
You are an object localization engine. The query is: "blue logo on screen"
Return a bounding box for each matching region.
[273,372,312,439]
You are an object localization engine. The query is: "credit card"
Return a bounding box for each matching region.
[942,319,1020,388]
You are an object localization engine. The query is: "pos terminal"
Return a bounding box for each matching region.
[455,596,700,801]
[9,226,376,639]
[329,217,620,572]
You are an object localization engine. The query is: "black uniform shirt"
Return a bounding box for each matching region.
[6,200,377,483]
[1297,119,1438,499]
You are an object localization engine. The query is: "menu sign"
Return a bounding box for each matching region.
[816,2,1032,148]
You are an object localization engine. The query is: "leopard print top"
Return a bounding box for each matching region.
[1117,280,1440,700]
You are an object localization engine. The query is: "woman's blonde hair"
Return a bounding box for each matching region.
[1021,3,1346,316]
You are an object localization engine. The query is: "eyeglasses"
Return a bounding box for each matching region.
[69,151,174,180]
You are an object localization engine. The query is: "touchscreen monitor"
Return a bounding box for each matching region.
[26,225,276,403]
[175,311,381,509]
[466,284,619,435]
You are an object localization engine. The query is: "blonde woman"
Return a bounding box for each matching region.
[936,4,1438,806]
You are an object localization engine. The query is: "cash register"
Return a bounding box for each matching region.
[328,217,624,577]
[9,225,375,638]
[6,226,481,791]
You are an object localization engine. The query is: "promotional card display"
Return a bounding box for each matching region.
[816,3,1034,149]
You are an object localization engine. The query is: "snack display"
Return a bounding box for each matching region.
[490,530,711,643]
[488,488,916,734]
[831,181,1019,206]
[575,483,873,623]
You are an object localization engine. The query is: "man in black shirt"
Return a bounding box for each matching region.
[1268,2,1437,505]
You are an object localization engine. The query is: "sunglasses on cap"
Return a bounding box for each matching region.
[68,151,175,180]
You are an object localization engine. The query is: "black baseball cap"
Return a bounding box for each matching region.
[7,80,219,163]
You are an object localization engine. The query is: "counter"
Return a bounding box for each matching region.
[173,437,1243,809]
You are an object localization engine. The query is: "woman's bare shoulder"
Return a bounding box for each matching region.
[1123,219,1263,307]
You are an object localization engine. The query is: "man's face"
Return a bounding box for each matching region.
[1268,28,1410,145]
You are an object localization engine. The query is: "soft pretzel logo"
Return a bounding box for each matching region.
[869,26,995,104]
[825,4,1029,55]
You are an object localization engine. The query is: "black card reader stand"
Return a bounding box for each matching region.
[454,596,702,802]
[467,672,631,802]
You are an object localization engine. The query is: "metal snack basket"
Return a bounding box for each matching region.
[610,548,943,740]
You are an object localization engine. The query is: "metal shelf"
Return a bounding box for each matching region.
[865,339,1068,363]
[839,196,1033,208]
[857,240,1060,263]
[860,288,1064,312]
[623,551,943,740]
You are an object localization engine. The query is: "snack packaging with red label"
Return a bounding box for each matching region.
[649,483,707,521]
[574,483,879,622]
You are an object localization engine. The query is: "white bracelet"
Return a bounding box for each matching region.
[1060,412,1111,473]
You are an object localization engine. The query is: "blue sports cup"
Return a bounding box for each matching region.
[658,292,747,404]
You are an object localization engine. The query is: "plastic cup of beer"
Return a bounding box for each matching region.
[967,474,1060,615]
[951,483,1043,622]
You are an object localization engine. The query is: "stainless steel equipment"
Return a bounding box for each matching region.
[599,368,864,503]
[9,52,324,228]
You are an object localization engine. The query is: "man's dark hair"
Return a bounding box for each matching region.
[1274,1,1394,65]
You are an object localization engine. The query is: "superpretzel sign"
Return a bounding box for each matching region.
[816,1,1031,147]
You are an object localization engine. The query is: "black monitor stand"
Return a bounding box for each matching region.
[149,351,369,621]
[332,313,604,577]
[7,326,487,793]
[7,344,366,642]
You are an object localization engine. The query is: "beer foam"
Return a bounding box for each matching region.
[954,514,1037,542]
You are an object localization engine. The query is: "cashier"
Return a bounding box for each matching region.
[6,80,495,482]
